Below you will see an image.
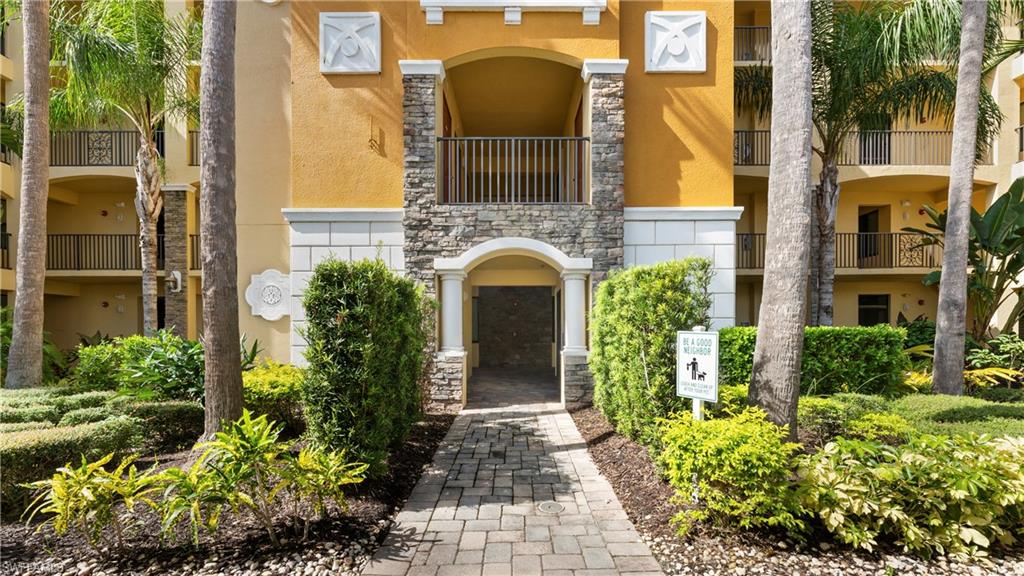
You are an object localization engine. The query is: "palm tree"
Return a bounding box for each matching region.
[48,0,200,336]
[5,0,49,389]
[747,0,813,439]
[735,0,1001,326]
[198,0,242,437]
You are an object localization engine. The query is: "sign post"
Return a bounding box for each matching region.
[676,325,720,503]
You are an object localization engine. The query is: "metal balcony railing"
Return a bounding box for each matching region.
[46,234,165,271]
[735,26,771,62]
[188,130,200,166]
[734,130,992,166]
[737,232,941,270]
[189,234,201,270]
[1,233,9,269]
[437,136,590,204]
[50,130,165,167]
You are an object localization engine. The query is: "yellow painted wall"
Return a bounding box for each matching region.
[289,0,732,209]
[47,191,138,234]
[44,283,145,349]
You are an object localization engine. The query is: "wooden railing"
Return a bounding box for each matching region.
[188,130,200,166]
[437,136,590,204]
[50,130,165,167]
[734,130,992,166]
[190,234,201,270]
[737,232,941,270]
[1,233,9,269]
[735,26,771,61]
[46,234,165,270]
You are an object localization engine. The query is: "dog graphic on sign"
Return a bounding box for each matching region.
[685,357,707,381]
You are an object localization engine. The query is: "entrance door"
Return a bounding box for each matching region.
[857,206,892,268]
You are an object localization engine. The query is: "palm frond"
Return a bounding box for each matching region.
[734,65,772,121]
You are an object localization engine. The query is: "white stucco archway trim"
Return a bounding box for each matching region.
[433,237,593,274]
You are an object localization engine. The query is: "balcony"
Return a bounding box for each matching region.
[735,26,770,62]
[734,130,992,167]
[46,234,165,271]
[437,136,589,204]
[50,130,165,167]
[737,232,941,270]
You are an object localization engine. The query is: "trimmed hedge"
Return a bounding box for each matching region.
[0,421,52,433]
[0,404,60,424]
[719,326,910,395]
[591,258,713,444]
[50,391,116,414]
[0,416,142,513]
[58,406,113,427]
[113,400,204,452]
[301,258,426,470]
[890,394,1024,438]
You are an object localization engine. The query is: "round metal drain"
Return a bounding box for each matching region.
[537,501,564,514]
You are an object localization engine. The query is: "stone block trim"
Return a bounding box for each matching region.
[402,69,626,407]
[162,185,190,338]
[282,208,405,365]
[561,352,591,408]
[624,207,744,329]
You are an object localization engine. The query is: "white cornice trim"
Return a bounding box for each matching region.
[435,237,592,273]
[281,208,405,223]
[420,1,606,25]
[624,207,745,221]
[162,183,196,193]
[581,58,628,81]
[399,59,446,80]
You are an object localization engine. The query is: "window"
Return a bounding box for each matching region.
[858,294,890,326]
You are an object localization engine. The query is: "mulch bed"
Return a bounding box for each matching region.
[0,413,455,576]
[569,405,1024,576]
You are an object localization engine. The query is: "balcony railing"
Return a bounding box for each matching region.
[737,232,941,270]
[734,130,992,166]
[735,26,771,62]
[188,130,200,166]
[46,234,165,271]
[437,136,590,204]
[1,233,9,269]
[190,234,201,270]
[50,130,165,167]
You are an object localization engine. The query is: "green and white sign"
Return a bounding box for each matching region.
[676,329,719,403]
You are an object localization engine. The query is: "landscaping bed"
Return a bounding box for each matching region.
[0,412,455,576]
[570,405,1024,576]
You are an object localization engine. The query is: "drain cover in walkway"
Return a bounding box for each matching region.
[537,501,564,514]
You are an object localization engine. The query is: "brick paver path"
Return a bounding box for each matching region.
[363,401,663,576]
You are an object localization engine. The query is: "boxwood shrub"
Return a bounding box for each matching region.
[58,406,113,427]
[0,416,142,514]
[112,400,204,452]
[243,361,305,436]
[0,404,60,424]
[590,258,713,444]
[719,326,910,395]
[301,258,426,470]
[0,421,52,433]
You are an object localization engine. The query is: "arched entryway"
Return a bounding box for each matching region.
[434,238,591,406]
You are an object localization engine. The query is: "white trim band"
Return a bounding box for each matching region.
[399,59,446,80]
[434,237,592,273]
[581,58,628,80]
[281,208,404,223]
[420,0,606,25]
[625,207,745,221]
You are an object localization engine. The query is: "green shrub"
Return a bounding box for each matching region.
[799,435,1024,559]
[0,404,60,424]
[890,394,1024,437]
[974,387,1024,403]
[845,412,914,444]
[898,315,936,349]
[301,258,426,470]
[0,388,60,408]
[51,391,117,415]
[797,397,847,447]
[966,333,1024,371]
[113,400,203,452]
[719,326,910,396]
[58,406,113,427]
[71,343,123,391]
[243,361,305,435]
[0,421,52,433]
[120,330,205,401]
[591,259,713,444]
[708,384,749,418]
[0,416,142,514]
[657,408,806,535]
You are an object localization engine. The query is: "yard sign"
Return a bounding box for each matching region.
[676,329,719,403]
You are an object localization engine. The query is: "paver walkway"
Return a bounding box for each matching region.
[363,396,664,576]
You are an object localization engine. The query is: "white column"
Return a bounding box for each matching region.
[440,271,466,353]
[562,271,589,355]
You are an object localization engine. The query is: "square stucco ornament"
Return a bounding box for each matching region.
[645,11,707,73]
[319,12,381,74]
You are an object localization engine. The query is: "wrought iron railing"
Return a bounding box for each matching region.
[1,233,9,269]
[735,26,771,61]
[737,232,941,270]
[50,130,165,167]
[188,130,200,166]
[437,136,590,204]
[734,130,770,166]
[46,234,165,270]
[189,234,201,270]
[734,130,992,166]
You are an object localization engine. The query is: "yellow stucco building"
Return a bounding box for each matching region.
[0,1,1021,406]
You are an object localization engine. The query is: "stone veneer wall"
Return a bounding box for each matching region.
[402,72,625,407]
[478,286,553,369]
[162,186,189,338]
[623,208,742,329]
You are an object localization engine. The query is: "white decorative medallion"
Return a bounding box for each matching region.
[245,269,291,321]
[319,12,381,74]
[645,11,707,73]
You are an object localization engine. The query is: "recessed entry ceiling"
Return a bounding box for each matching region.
[447,57,579,137]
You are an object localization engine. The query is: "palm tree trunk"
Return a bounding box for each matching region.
[815,162,839,326]
[135,138,162,337]
[5,0,50,389]
[933,0,987,396]
[199,0,242,438]
[748,0,813,440]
